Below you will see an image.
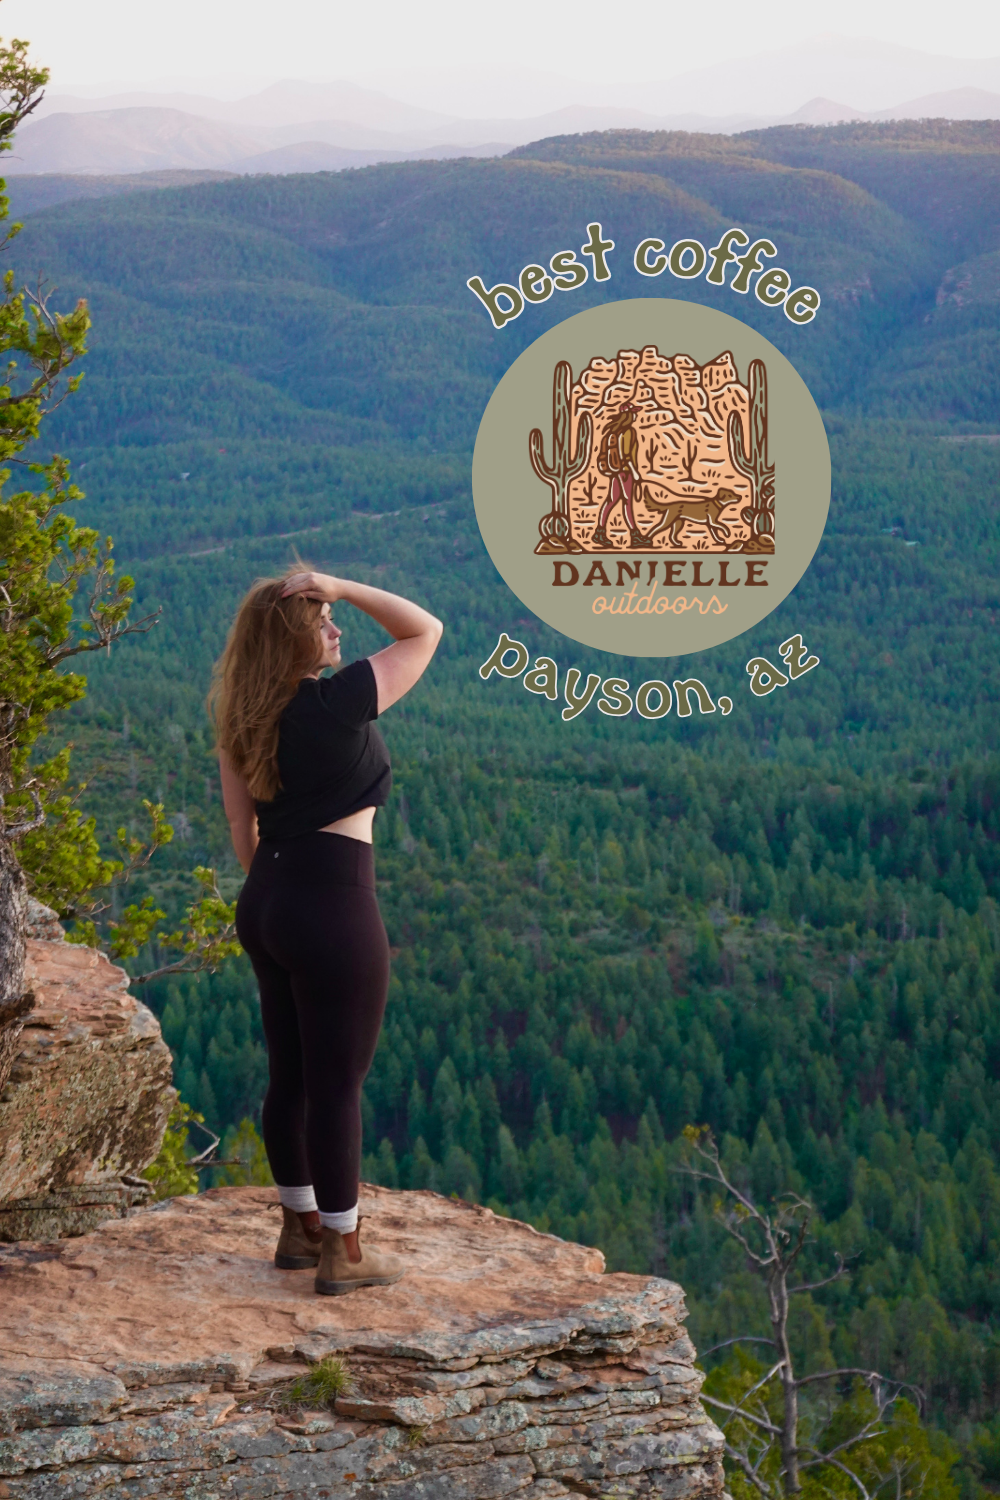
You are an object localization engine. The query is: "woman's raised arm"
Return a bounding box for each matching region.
[282,572,442,713]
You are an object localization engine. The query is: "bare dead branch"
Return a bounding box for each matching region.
[684,1143,773,1227]
[185,1118,222,1167]
[724,1440,775,1499]
[790,1255,849,1294]
[675,1137,806,1272]
[700,1391,783,1437]
[698,1336,777,1359]
[46,608,161,664]
[785,1208,810,1270]
[799,1446,875,1500]
[674,1167,773,1264]
[718,1216,771,1269]
[777,1191,813,1213]
[726,1360,788,1420]
[795,1369,924,1407]
[5,785,44,837]
[0,283,84,414]
[130,957,207,985]
[676,1129,908,1500]
[800,1423,890,1469]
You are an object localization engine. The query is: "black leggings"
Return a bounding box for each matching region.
[235,832,389,1213]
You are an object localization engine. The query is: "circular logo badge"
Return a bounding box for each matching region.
[472,298,831,656]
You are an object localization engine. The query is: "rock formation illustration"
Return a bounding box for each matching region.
[536,345,775,554]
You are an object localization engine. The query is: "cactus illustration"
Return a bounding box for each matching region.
[727,358,775,554]
[530,361,593,555]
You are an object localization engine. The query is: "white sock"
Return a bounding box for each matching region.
[318,1204,358,1234]
[276,1184,318,1213]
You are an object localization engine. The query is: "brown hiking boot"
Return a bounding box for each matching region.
[590,524,611,549]
[314,1222,405,1296]
[274,1205,322,1269]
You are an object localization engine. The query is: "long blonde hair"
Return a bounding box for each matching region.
[209,570,325,800]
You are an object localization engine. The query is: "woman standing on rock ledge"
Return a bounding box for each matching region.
[210,568,442,1295]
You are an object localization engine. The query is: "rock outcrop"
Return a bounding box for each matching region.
[0,914,174,1242]
[0,1184,727,1499]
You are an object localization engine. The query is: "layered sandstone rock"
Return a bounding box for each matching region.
[0,915,174,1241]
[0,1184,727,1499]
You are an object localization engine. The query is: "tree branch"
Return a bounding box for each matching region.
[675,1133,808,1273]
[799,1446,875,1500]
[718,1216,772,1269]
[795,1368,924,1406]
[46,608,161,664]
[790,1255,848,1294]
[0,39,48,148]
[130,952,224,985]
[784,1205,811,1270]
[728,1359,787,1418]
[700,1390,783,1437]
[5,785,43,836]
[186,1118,222,1167]
[679,1148,776,1235]
[673,1127,910,1500]
[800,1422,889,1469]
[0,283,87,414]
[698,1336,776,1359]
[724,1440,775,1499]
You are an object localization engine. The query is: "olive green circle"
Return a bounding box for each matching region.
[472,298,831,657]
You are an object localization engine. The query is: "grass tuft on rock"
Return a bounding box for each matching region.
[283,1356,351,1407]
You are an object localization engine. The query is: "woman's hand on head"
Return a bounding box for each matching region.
[282,571,342,602]
[277,574,442,710]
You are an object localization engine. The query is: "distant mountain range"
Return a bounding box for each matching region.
[11,36,1000,178]
[9,87,1000,178]
[9,106,513,176]
[36,37,1000,120]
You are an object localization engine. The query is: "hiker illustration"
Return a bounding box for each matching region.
[590,401,645,549]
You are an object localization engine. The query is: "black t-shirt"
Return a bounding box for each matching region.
[254,658,391,840]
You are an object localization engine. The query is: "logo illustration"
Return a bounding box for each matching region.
[473,299,830,658]
[530,350,774,556]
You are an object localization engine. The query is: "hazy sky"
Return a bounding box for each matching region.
[4,0,998,90]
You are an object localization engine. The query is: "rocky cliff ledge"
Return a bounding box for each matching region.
[0,918,175,1242]
[0,1185,726,1500]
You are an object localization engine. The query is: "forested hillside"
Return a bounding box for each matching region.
[14,122,1000,1486]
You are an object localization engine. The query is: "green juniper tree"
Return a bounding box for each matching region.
[0,36,116,1034]
[0,25,238,1090]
